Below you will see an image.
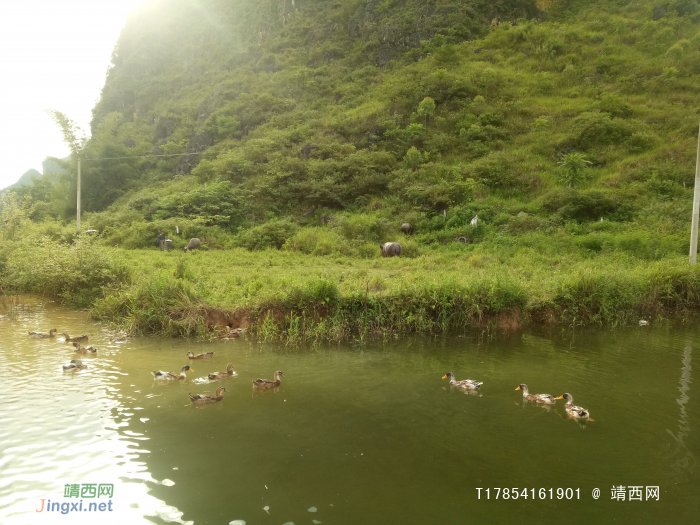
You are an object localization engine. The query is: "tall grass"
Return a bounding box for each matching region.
[78,247,700,342]
[0,235,130,308]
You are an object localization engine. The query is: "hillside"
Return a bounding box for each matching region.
[2,168,40,191]
[4,0,700,338]
[11,0,698,253]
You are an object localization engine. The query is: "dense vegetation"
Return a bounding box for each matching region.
[3,0,700,339]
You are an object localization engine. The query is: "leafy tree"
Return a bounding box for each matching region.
[417,97,436,130]
[404,147,429,170]
[0,193,33,242]
[46,110,85,156]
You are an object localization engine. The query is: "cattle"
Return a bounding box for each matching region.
[401,222,412,235]
[380,242,402,257]
[184,238,201,252]
[164,239,174,251]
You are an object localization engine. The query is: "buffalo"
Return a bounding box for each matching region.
[184,238,201,252]
[380,242,402,257]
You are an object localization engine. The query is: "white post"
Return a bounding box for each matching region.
[690,123,700,263]
[76,157,81,234]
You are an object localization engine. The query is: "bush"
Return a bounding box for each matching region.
[505,215,542,234]
[235,220,298,250]
[558,153,592,188]
[338,214,392,243]
[2,236,130,307]
[284,228,349,256]
[569,111,633,149]
[542,189,629,223]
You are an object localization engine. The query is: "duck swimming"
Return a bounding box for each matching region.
[63,359,87,370]
[557,393,594,421]
[515,384,557,405]
[28,328,58,338]
[189,387,227,405]
[208,363,235,380]
[152,366,193,380]
[253,371,284,389]
[63,333,89,342]
[71,342,97,354]
[442,372,483,391]
[186,351,215,359]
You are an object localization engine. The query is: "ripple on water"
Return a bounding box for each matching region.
[1,299,697,525]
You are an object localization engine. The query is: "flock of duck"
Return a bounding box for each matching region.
[31,328,283,406]
[443,372,594,421]
[151,350,285,404]
[32,327,591,417]
[29,327,127,370]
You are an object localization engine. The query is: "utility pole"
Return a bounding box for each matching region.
[76,157,81,234]
[690,123,700,264]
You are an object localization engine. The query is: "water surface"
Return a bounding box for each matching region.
[0,298,697,524]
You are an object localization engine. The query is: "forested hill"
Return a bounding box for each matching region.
[13,0,700,256]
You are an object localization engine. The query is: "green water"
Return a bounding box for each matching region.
[0,298,698,525]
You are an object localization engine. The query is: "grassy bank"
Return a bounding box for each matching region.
[3,232,698,342]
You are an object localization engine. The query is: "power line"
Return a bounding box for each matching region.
[82,152,205,161]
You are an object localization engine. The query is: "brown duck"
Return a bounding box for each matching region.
[152,366,193,380]
[71,342,97,354]
[189,387,226,405]
[515,384,557,405]
[63,333,89,342]
[28,328,58,338]
[187,351,215,359]
[63,359,87,370]
[252,371,284,390]
[208,363,235,380]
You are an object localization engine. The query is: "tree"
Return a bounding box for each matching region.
[558,153,592,188]
[0,192,34,241]
[46,110,86,156]
[417,97,436,130]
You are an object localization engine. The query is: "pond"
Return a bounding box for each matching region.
[0,297,697,524]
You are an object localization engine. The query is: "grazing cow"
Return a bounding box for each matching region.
[184,238,201,252]
[401,222,412,235]
[380,242,402,257]
[164,239,174,251]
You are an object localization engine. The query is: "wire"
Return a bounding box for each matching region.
[82,152,204,161]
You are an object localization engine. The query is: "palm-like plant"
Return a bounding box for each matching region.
[558,153,592,188]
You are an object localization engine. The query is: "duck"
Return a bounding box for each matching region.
[189,387,227,405]
[442,372,483,391]
[223,327,245,339]
[208,363,235,380]
[152,366,193,380]
[109,336,127,343]
[253,370,284,389]
[71,342,97,354]
[186,351,215,359]
[557,393,594,421]
[28,328,58,338]
[63,359,87,370]
[63,333,89,342]
[515,384,558,405]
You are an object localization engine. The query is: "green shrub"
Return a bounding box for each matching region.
[569,111,633,149]
[542,189,628,223]
[505,215,542,235]
[338,214,392,243]
[558,153,592,188]
[284,228,349,256]
[235,220,298,250]
[2,236,130,307]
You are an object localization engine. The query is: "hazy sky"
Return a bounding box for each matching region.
[0,0,147,189]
